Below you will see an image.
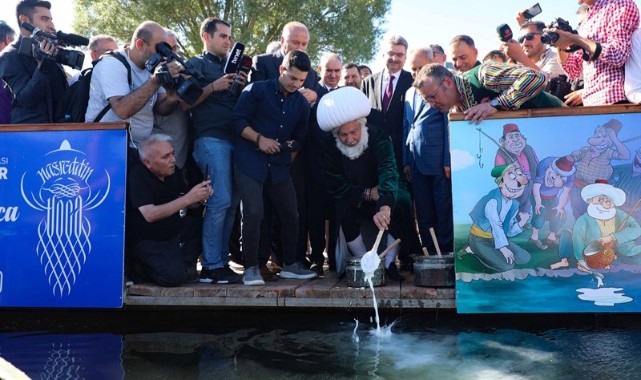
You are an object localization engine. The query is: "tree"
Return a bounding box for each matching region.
[73,0,390,64]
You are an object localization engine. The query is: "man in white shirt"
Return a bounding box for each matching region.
[502,21,565,80]
[86,20,180,147]
[625,28,641,103]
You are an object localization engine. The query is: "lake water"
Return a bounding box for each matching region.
[2,309,641,379]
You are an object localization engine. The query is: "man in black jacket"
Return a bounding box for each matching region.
[0,0,67,124]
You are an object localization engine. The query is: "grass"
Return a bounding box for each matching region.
[454,223,569,274]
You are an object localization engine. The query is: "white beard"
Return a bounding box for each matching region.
[335,125,369,160]
[587,203,616,221]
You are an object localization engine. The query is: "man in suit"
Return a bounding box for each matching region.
[0,0,67,124]
[362,34,421,267]
[341,62,362,89]
[251,21,318,103]
[317,52,341,91]
[403,47,453,255]
[304,52,342,275]
[361,35,413,175]
[250,21,319,278]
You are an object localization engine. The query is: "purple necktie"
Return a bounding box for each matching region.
[382,75,395,112]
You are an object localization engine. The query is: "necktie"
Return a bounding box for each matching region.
[382,75,395,112]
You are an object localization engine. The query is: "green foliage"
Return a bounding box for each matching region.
[73,0,390,64]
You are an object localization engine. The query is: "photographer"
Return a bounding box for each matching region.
[0,20,16,124]
[553,0,639,106]
[180,17,246,284]
[86,20,181,147]
[0,1,67,124]
[502,20,565,81]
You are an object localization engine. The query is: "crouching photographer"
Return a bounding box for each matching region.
[86,20,183,155]
[0,0,70,123]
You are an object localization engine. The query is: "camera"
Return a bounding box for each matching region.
[18,22,87,70]
[541,18,582,52]
[145,42,203,105]
[546,74,572,101]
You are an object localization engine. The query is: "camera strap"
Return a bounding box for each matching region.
[583,42,602,62]
[92,51,132,122]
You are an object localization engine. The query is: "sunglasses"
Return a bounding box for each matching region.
[518,32,541,43]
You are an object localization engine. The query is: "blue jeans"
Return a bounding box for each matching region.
[193,137,239,269]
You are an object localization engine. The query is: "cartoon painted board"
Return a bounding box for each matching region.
[452,111,641,313]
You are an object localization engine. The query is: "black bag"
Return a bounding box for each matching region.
[57,51,131,123]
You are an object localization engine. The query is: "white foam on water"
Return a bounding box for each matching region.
[352,319,360,343]
[577,287,633,306]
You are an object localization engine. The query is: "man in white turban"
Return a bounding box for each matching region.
[318,87,416,281]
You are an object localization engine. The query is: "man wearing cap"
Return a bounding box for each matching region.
[554,180,641,271]
[464,164,531,272]
[530,156,575,251]
[495,123,539,228]
[318,86,415,281]
[569,119,630,219]
[412,62,564,124]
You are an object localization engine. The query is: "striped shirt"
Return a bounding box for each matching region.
[457,62,548,110]
[562,0,640,106]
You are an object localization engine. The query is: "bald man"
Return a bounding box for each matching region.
[250,21,319,103]
[86,20,181,146]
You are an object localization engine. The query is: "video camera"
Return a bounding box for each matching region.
[18,22,88,70]
[145,41,203,105]
[541,18,582,53]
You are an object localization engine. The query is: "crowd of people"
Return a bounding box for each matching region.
[1,0,640,287]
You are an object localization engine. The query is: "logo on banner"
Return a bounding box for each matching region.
[20,140,111,297]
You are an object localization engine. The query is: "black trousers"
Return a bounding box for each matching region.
[127,217,202,287]
[236,169,299,268]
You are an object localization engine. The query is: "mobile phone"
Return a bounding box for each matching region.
[204,164,210,181]
[523,3,542,19]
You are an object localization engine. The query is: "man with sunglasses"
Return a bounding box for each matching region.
[502,21,564,81]
[413,62,563,124]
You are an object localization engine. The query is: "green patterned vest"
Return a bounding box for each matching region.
[459,65,564,110]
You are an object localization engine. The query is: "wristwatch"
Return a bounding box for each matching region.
[489,98,500,109]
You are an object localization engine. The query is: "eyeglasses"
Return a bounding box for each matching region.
[422,78,445,102]
[518,32,541,43]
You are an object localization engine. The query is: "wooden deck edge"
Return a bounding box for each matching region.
[124,295,456,309]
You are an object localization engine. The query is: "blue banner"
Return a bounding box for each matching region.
[0,129,127,308]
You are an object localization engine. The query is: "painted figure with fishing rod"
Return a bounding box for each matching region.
[494,123,540,241]
[460,163,532,272]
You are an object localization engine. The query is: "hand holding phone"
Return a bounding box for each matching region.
[523,3,542,19]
